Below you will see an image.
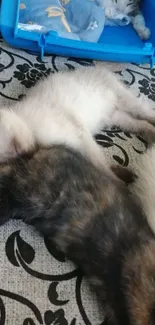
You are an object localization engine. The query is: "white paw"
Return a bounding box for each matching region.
[138,27,151,40]
[0,109,35,162]
[105,7,115,19]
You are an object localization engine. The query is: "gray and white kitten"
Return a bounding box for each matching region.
[0,145,154,325]
[0,66,154,174]
[104,0,150,40]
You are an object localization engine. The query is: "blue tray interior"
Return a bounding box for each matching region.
[99,25,143,47]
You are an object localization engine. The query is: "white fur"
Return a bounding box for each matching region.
[131,13,151,40]
[0,66,155,171]
[132,145,155,234]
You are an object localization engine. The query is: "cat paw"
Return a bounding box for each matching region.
[138,27,151,40]
[111,165,137,185]
[0,109,35,162]
[105,7,115,19]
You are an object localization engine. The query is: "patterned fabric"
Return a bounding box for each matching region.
[0,39,154,324]
[19,0,105,42]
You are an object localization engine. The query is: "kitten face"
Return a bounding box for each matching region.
[105,0,150,40]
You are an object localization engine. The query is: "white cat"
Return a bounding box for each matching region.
[0,66,155,172]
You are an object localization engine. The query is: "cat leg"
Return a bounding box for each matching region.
[53,124,110,170]
[130,12,150,40]
[79,132,112,172]
[80,133,130,181]
[112,110,155,142]
[0,109,35,162]
[62,127,124,182]
[116,81,155,125]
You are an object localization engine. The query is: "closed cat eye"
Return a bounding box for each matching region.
[127,1,134,6]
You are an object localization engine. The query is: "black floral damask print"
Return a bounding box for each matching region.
[138,78,155,101]
[44,309,68,325]
[96,128,147,167]
[5,230,35,267]
[13,63,52,88]
[48,282,69,306]
[13,56,94,89]
[0,288,75,325]
[138,68,155,102]
[3,230,91,325]
[0,43,93,100]
[5,231,79,282]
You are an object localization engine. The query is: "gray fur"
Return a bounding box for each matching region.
[105,0,150,39]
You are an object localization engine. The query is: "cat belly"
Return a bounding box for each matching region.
[73,90,116,135]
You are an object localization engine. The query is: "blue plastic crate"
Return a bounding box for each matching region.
[0,0,155,66]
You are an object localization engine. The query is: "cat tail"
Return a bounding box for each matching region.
[132,144,155,234]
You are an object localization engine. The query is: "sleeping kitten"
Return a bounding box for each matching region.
[104,0,150,40]
[0,145,155,325]
[0,66,155,171]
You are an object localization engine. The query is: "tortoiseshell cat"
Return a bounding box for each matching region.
[0,145,155,325]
